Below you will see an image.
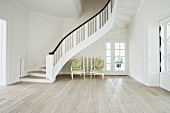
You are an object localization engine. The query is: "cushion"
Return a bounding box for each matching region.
[71,59,81,68]
[95,59,104,69]
[91,68,103,73]
[72,69,85,73]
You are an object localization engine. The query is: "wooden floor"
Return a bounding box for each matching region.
[0,75,170,113]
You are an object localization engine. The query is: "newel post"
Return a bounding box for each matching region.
[46,55,55,81]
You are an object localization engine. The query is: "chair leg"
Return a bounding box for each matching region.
[90,73,92,78]
[102,73,104,79]
[71,73,73,79]
[84,72,85,78]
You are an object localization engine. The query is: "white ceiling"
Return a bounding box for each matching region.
[11,0,82,19]
[110,0,143,32]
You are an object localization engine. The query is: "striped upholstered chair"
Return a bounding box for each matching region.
[70,59,85,79]
[90,58,104,79]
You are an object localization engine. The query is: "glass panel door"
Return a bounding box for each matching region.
[105,43,111,71]
[160,20,170,91]
[114,43,126,71]
[105,40,127,75]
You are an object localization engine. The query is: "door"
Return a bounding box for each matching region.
[160,17,170,91]
[105,40,127,75]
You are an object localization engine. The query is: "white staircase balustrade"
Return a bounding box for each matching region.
[46,0,117,82]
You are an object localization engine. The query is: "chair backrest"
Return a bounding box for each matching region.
[95,59,104,69]
[70,59,81,69]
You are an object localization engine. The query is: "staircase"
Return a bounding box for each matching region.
[20,0,144,83]
[20,0,116,83]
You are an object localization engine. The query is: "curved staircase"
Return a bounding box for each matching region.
[20,0,117,83]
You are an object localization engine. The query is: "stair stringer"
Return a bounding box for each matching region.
[52,1,117,79]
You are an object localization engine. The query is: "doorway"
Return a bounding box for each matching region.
[0,18,7,86]
[105,40,127,75]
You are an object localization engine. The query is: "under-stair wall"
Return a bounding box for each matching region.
[62,31,128,74]
[46,0,117,81]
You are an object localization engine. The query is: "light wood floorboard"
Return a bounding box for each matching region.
[0,75,170,113]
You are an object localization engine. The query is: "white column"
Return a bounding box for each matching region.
[46,55,55,81]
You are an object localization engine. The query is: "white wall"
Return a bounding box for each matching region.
[0,0,29,85]
[28,0,107,70]
[128,0,170,86]
[28,13,63,69]
[62,31,128,74]
[72,0,83,17]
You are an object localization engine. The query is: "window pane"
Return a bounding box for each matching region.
[161,58,164,72]
[106,43,111,49]
[120,64,125,71]
[161,43,164,56]
[167,24,170,39]
[167,27,170,74]
[120,43,125,49]
[106,50,111,56]
[115,43,119,49]
[115,57,119,63]
[120,50,125,56]
[106,64,111,71]
[106,57,111,63]
[161,26,164,41]
[115,50,119,56]
[120,57,125,63]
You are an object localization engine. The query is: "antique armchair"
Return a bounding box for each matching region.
[90,58,104,79]
[70,59,85,79]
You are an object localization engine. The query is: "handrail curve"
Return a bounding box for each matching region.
[49,0,113,55]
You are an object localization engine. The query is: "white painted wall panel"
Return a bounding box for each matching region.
[128,0,170,87]
[28,13,63,69]
[0,0,29,85]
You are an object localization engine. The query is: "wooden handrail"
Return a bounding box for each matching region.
[49,0,112,55]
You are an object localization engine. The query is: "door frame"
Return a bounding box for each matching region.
[0,18,8,86]
[104,39,128,75]
[159,17,170,91]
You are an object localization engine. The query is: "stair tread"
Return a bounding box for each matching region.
[27,71,46,74]
[20,75,46,79]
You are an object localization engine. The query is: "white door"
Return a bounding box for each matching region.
[105,40,127,75]
[160,18,170,91]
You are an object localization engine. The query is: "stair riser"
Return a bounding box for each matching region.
[20,78,54,83]
[27,73,46,77]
